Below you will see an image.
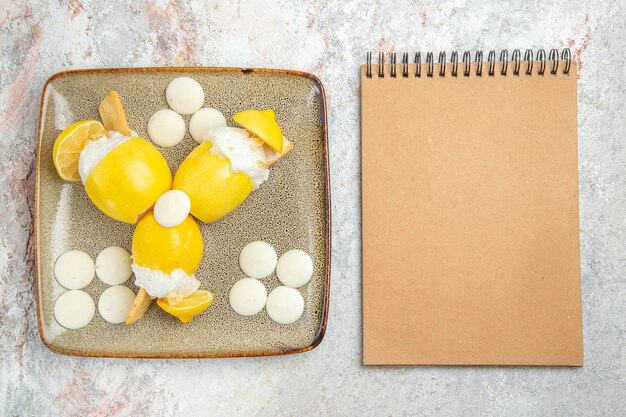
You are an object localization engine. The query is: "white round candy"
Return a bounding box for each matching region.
[147,109,186,147]
[239,241,277,279]
[229,278,267,316]
[153,190,191,228]
[166,76,205,115]
[276,249,314,288]
[189,108,227,143]
[266,286,304,325]
[98,285,136,324]
[54,250,95,290]
[54,290,95,329]
[95,246,132,285]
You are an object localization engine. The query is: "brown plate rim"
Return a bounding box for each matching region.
[34,66,331,358]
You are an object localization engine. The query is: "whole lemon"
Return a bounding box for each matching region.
[84,137,172,224]
[172,142,253,223]
[132,211,203,275]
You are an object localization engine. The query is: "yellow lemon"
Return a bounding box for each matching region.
[172,142,253,223]
[132,211,203,274]
[84,138,172,224]
[233,109,283,152]
[261,109,276,120]
[157,290,214,323]
[52,120,107,181]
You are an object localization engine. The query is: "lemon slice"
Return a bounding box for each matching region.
[233,109,283,152]
[52,120,107,181]
[157,290,214,323]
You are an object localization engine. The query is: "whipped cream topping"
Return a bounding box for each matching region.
[131,263,200,299]
[202,126,271,190]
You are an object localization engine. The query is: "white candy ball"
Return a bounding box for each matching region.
[229,278,267,316]
[98,286,136,324]
[95,246,132,285]
[266,286,304,325]
[54,250,94,290]
[166,77,205,115]
[239,241,277,279]
[189,108,227,143]
[276,249,314,288]
[153,190,191,228]
[54,290,95,329]
[147,109,186,147]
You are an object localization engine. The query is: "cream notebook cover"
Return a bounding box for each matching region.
[361,49,583,366]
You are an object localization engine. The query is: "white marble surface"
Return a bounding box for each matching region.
[1,0,625,415]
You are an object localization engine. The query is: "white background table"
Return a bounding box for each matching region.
[1,0,624,415]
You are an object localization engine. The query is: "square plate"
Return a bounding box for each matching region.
[35,68,330,358]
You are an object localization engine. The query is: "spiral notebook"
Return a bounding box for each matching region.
[361,49,583,366]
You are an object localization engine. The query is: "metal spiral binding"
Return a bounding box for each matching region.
[499,50,508,75]
[475,51,483,76]
[365,48,572,78]
[402,52,409,77]
[512,49,521,75]
[487,50,496,76]
[462,51,471,76]
[524,49,534,75]
[537,49,546,75]
[426,52,434,77]
[390,52,397,77]
[438,52,446,76]
[414,52,421,77]
[548,48,559,74]
[562,48,571,75]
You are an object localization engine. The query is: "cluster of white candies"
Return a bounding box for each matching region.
[147,76,227,148]
[230,241,314,325]
[53,247,134,329]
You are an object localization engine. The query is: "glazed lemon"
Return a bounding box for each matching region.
[233,109,283,152]
[52,120,107,181]
[173,142,253,223]
[157,290,214,323]
[84,137,172,224]
[132,211,203,275]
